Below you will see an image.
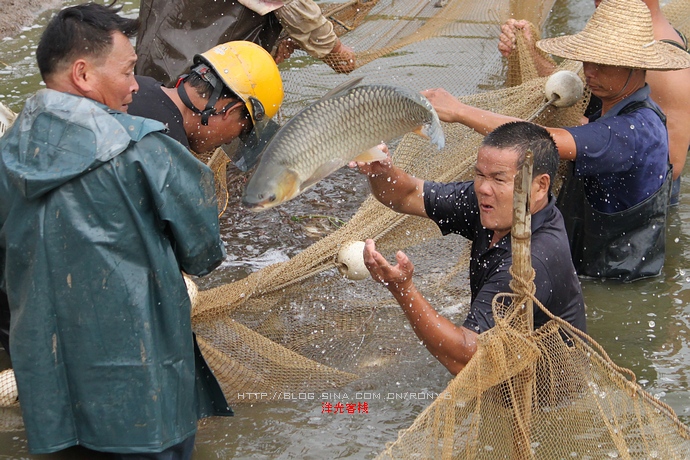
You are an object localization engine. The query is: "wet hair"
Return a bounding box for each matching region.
[482,121,559,192]
[36,1,139,80]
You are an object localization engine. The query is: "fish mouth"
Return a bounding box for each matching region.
[246,205,266,213]
[241,196,274,212]
[241,200,265,212]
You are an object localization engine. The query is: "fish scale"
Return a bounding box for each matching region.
[242,84,445,211]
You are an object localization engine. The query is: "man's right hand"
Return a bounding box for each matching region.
[274,37,298,64]
[324,39,356,74]
[349,143,392,176]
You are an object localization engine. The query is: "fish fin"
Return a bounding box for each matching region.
[319,77,365,101]
[353,146,388,163]
[412,126,430,140]
[413,123,446,150]
[300,159,345,191]
[282,169,304,201]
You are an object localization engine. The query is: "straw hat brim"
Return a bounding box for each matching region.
[537,34,690,71]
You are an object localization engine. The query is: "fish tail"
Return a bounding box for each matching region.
[416,93,445,151]
[424,110,445,150]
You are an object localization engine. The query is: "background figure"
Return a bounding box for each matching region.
[128,40,284,157]
[136,0,356,87]
[423,0,690,281]
[0,3,230,458]
[498,0,690,204]
[355,123,586,375]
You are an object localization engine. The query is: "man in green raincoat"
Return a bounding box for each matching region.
[0,3,231,458]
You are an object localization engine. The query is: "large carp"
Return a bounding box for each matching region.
[242,79,445,211]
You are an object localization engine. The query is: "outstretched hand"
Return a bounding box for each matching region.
[363,239,414,294]
[274,37,298,64]
[498,19,534,58]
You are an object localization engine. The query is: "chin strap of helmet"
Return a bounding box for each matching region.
[175,63,234,126]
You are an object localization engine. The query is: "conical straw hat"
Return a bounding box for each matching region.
[537,0,690,70]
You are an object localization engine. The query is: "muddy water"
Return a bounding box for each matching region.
[3,0,690,458]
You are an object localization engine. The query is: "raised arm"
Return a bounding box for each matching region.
[274,0,356,73]
[351,144,428,217]
[421,88,578,160]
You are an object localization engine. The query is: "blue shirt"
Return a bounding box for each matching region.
[423,181,586,334]
[564,84,668,213]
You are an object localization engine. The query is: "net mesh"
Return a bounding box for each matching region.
[377,294,690,458]
[2,0,690,455]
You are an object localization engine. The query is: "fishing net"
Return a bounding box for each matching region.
[188,0,690,456]
[376,292,690,458]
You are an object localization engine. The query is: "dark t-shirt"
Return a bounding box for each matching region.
[129,75,190,149]
[423,180,586,334]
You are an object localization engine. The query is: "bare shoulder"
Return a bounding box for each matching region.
[647,67,690,113]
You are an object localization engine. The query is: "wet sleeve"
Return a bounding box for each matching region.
[462,256,512,333]
[423,180,479,241]
[141,136,226,276]
[274,0,338,58]
[564,116,639,176]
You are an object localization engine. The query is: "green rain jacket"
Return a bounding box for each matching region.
[0,89,231,454]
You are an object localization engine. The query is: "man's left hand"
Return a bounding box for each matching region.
[324,39,356,73]
[363,239,414,294]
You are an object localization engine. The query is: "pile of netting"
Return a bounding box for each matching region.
[377,280,690,458]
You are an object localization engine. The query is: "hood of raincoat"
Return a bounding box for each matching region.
[1,89,167,201]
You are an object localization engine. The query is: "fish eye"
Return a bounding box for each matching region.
[269,194,276,203]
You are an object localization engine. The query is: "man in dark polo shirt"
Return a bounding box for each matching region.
[353,121,586,375]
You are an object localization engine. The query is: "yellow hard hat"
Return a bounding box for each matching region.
[195,41,284,127]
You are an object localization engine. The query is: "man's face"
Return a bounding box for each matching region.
[188,102,250,153]
[88,31,138,112]
[582,62,632,99]
[474,146,519,236]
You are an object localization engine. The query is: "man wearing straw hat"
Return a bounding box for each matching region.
[423,0,690,282]
[498,0,690,205]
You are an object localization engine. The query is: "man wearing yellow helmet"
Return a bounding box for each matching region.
[129,40,284,168]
